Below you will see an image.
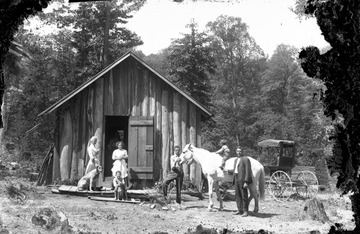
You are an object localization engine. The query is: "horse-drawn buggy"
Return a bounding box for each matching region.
[258,139,319,202]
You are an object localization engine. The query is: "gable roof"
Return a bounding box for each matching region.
[38,51,212,117]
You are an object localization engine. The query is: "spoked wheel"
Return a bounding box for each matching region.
[295,171,319,199]
[268,170,292,202]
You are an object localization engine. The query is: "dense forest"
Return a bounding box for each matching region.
[1,0,331,168]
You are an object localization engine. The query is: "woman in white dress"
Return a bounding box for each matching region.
[111,141,128,179]
[85,136,100,174]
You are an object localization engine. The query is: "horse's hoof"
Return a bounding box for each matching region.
[253,209,259,214]
[219,207,224,211]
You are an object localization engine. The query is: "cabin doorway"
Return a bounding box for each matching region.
[104,116,129,177]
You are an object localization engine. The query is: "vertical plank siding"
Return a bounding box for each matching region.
[59,108,72,180]
[142,69,149,116]
[94,78,104,186]
[78,92,86,177]
[53,112,61,181]
[161,90,169,179]
[189,103,197,182]
[70,98,80,180]
[154,76,162,181]
[181,96,189,180]
[53,57,206,188]
[173,93,181,148]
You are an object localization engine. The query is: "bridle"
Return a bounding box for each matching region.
[182,146,195,165]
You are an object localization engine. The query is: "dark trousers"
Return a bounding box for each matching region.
[163,170,184,204]
[234,175,249,212]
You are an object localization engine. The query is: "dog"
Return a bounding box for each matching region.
[77,166,103,191]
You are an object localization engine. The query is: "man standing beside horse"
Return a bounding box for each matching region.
[162,145,185,209]
[233,146,253,217]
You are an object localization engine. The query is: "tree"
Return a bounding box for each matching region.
[205,15,267,150]
[40,0,144,79]
[0,0,52,128]
[167,19,216,108]
[299,0,360,231]
[254,44,327,165]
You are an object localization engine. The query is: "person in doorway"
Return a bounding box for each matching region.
[85,136,100,175]
[111,141,129,186]
[113,170,127,200]
[162,146,184,208]
[108,130,124,153]
[233,146,253,217]
[217,139,230,170]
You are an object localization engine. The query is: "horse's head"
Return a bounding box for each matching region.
[180,143,195,165]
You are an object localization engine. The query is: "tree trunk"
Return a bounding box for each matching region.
[301,198,330,223]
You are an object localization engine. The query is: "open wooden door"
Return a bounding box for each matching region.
[128,116,154,180]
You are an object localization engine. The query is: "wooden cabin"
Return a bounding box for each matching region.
[38,51,212,188]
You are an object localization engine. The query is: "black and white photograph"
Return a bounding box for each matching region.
[0,0,358,233]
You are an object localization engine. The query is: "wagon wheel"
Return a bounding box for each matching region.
[295,171,319,199]
[268,170,292,202]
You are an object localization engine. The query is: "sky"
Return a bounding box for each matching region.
[126,0,329,57]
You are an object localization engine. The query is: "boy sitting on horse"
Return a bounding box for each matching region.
[217,139,230,170]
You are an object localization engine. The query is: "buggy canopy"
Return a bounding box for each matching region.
[257,139,295,148]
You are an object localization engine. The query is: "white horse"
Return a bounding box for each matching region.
[179,143,265,212]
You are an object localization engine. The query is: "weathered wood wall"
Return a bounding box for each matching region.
[53,57,203,186]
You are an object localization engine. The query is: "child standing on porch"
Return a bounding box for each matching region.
[113,171,127,200]
[217,139,230,170]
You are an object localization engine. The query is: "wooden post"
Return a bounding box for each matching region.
[161,90,169,179]
[59,109,72,180]
[181,97,189,180]
[189,104,196,183]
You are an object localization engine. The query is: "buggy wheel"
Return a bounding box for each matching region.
[295,171,319,199]
[268,170,292,202]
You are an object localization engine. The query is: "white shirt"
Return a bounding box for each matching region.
[234,158,241,174]
[170,154,181,169]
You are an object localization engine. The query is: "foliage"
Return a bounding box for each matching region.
[167,19,216,108]
[299,0,360,231]
[0,0,52,128]
[39,0,144,77]
[254,44,328,165]
[204,15,267,151]
[3,0,145,157]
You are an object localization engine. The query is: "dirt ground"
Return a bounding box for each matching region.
[0,173,356,234]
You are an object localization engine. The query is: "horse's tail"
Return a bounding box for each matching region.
[258,166,265,201]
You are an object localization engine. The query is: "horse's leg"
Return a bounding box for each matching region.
[213,181,223,211]
[207,176,214,210]
[249,185,259,213]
